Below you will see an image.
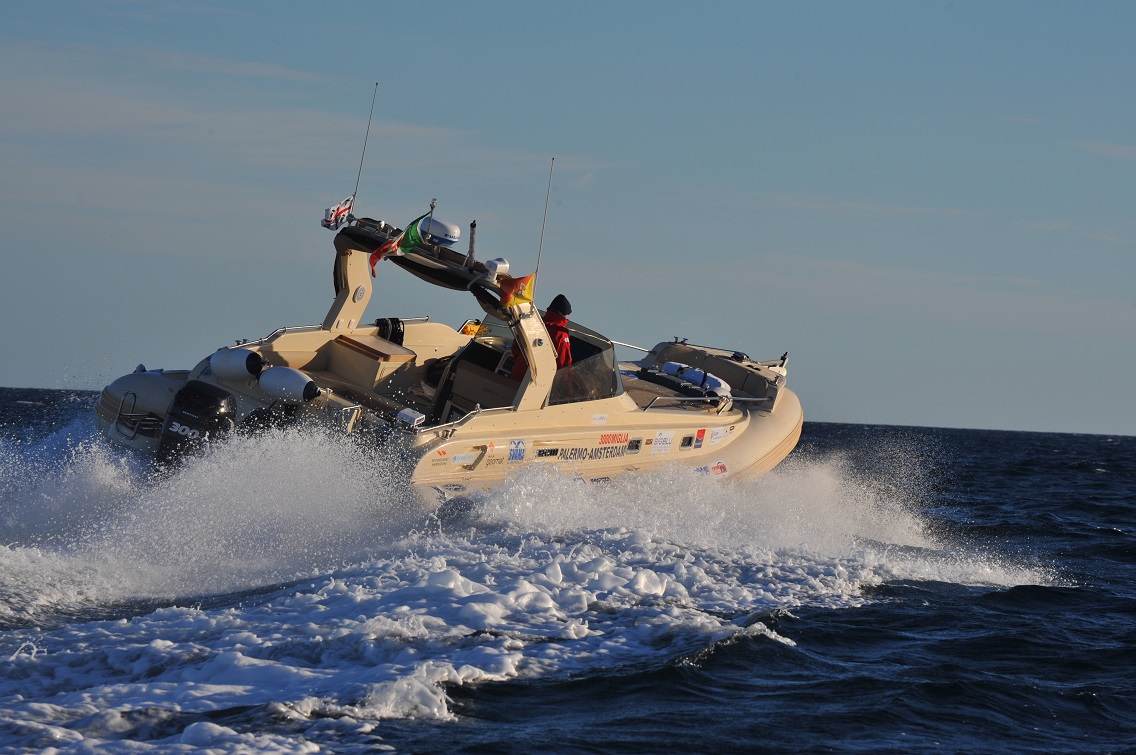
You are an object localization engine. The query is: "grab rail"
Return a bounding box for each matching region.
[609,340,651,353]
[113,391,140,439]
[415,403,516,437]
[643,394,772,415]
[236,324,325,347]
[235,318,433,349]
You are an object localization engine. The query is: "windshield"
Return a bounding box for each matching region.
[462,312,623,405]
[549,346,621,404]
[468,317,513,342]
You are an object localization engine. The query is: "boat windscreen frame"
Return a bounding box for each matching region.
[551,318,624,404]
[465,313,624,405]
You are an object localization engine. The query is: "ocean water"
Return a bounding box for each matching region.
[0,387,1133,753]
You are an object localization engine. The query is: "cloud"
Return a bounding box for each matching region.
[0,40,609,274]
[758,256,1135,337]
[1022,219,1129,245]
[1075,141,1136,161]
[768,194,981,218]
[668,184,981,219]
[129,48,330,83]
[581,252,1133,341]
[1027,220,1071,231]
[0,42,605,183]
[1089,231,1130,244]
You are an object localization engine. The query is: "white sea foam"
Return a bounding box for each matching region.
[0,423,1052,750]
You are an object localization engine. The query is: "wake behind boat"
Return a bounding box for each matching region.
[95,199,802,506]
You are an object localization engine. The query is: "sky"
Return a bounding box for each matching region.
[1,1,1134,436]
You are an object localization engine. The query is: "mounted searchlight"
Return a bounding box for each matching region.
[484,257,510,284]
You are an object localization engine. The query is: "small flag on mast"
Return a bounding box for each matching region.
[499,272,536,307]
[321,195,355,230]
[368,212,429,276]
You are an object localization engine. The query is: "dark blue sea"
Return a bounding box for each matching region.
[1,387,1133,753]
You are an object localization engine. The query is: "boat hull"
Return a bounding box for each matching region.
[407,388,803,508]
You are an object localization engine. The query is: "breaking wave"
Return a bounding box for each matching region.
[0,417,1051,749]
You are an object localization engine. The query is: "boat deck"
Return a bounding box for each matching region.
[621,373,714,412]
[309,366,713,419]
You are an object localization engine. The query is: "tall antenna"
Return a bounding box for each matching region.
[353,83,379,200]
[533,157,555,301]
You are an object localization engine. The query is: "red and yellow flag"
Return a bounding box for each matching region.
[499,273,535,308]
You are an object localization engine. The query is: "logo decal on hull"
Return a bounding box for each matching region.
[558,446,627,462]
[651,431,675,455]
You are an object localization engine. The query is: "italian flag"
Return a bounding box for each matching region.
[369,213,429,276]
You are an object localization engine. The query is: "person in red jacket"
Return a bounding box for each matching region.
[509,294,573,381]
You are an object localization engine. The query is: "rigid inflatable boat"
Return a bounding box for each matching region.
[96,204,803,506]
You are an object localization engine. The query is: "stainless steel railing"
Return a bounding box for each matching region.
[642,394,772,415]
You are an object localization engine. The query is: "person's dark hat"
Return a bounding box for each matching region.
[549,294,572,317]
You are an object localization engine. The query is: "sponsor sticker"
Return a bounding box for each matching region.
[695,428,706,449]
[711,461,728,476]
[558,446,627,462]
[599,432,629,446]
[591,414,608,425]
[508,439,526,462]
[652,431,675,455]
[452,452,477,466]
[709,427,727,445]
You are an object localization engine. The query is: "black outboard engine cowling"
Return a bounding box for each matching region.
[157,380,237,464]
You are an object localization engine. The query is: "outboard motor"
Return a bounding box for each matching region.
[156,380,237,464]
